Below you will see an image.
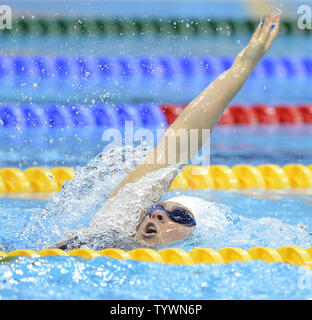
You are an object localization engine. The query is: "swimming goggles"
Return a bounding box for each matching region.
[146,204,196,226]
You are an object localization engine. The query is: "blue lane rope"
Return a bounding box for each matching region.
[0,103,167,128]
[0,56,311,82]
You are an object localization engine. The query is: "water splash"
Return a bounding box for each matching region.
[21,144,183,250]
[21,144,153,249]
[52,163,182,251]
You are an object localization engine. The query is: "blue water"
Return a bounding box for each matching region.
[1,189,312,299]
[1,0,312,300]
[1,189,312,249]
[0,54,311,105]
[0,126,311,168]
[1,73,311,105]
[1,35,311,57]
[1,257,312,300]
[0,124,311,299]
[8,0,301,21]
[7,0,252,19]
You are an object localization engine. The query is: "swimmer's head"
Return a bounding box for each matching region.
[136,196,198,245]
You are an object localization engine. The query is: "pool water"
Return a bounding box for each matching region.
[0,56,311,105]
[1,126,312,168]
[1,123,312,300]
[1,189,312,300]
[1,256,311,300]
[0,120,311,300]
[1,0,312,301]
[1,189,312,249]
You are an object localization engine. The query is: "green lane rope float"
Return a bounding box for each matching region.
[1,18,307,37]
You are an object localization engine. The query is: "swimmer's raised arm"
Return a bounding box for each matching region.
[108,13,280,200]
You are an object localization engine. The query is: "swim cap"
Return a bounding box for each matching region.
[165,196,201,218]
[166,196,233,231]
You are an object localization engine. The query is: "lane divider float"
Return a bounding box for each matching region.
[0,164,311,193]
[0,103,167,128]
[161,103,312,125]
[1,246,312,269]
[1,103,311,128]
[2,18,306,37]
[0,56,311,83]
[171,164,312,190]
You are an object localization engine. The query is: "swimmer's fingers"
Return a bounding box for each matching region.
[249,27,262,44]
[235,12,280,69]
[258,13,280,49]
[258,15,273,44]
[264,15,280,52]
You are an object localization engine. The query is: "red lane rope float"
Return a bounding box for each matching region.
[297,105,312,123]
[217,108,235,125]
[160,104,184,125]
[229,105,258,125]
[252,104,280,124]
[275,105,304,124]
[160,103,312,125]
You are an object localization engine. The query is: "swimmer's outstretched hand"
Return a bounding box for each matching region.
[105,12,281,202]
[234,12,280,70]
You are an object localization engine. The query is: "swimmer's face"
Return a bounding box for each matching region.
[136,201,195,245]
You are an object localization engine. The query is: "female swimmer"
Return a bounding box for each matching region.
[52,12,280,250]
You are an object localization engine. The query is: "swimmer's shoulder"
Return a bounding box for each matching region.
[50,229,138,251]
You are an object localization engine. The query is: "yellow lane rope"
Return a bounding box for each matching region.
[0,164,311,193]
[1,246,312,269]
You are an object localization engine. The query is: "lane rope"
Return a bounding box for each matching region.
[1,103,311,128]
[1,246,312,269]
[0,164,311,193]
[0,56,310,82]
[1,18,305,36]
